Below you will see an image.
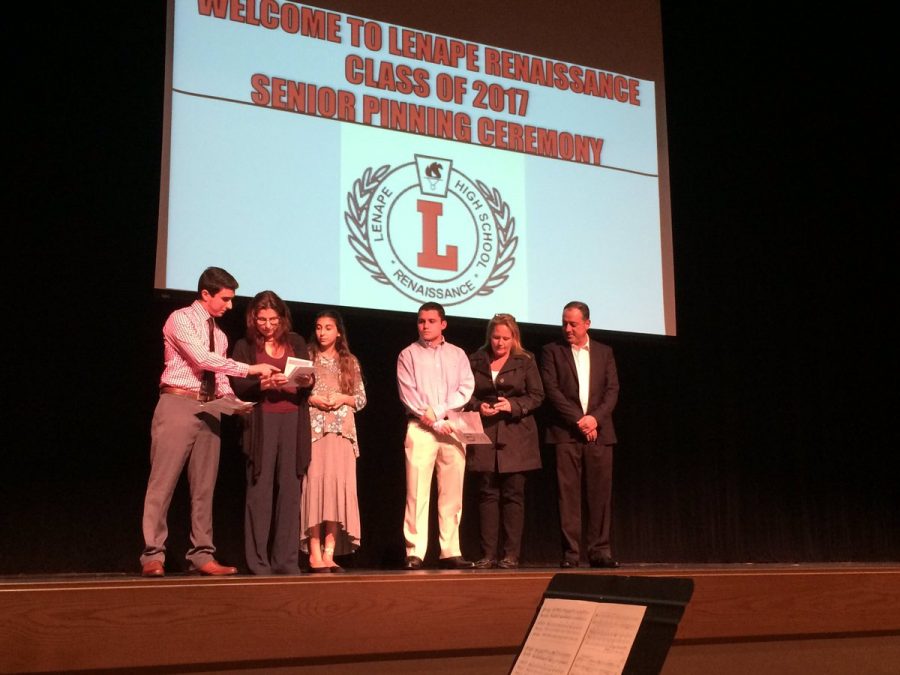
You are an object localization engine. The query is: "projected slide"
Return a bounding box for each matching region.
[159,0,673,335]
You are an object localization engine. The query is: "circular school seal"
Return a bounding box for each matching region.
[345,155,517,306]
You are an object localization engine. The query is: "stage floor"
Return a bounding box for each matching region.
[4,559,897,581]
[3,563,899,674]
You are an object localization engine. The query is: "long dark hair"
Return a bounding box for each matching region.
[245,290,292,348]
[309,309,360,395]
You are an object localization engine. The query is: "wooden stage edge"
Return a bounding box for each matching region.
[2,563,899,673]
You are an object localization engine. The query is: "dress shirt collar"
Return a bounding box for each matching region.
[191,299,213,322]
[418,336,446,349]
[571,338,590,353]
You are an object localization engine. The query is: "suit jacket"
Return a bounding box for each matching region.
[465,349,544,473]
[540,339,619,445]
[230,332,312,481]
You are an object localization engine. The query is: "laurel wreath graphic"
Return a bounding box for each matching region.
[345,165,518,297]
[345,164,391,285]
[474,179,517,296]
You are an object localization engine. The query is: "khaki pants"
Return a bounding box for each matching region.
[403,421,466,560]
[141,393,221,569]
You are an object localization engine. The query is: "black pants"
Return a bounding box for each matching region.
[245,411,301,575]
[556,442,614,563]
[477,471,527,561]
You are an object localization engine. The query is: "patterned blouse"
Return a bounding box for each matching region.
[309,353,366,456]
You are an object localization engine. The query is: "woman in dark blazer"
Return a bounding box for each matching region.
[467,313,544,568]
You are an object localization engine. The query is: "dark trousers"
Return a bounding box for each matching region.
[478,471,527,561]
[245,411,301,575]
[555,441,614,563]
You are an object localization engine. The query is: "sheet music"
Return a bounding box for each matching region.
[569,602,645,675]
[512,598,645,675]
[511,599,595,674]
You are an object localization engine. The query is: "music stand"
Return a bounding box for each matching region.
[510,573,694,674]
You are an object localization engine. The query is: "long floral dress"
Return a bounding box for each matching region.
[300,353,366,555]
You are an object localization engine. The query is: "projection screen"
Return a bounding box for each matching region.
[156,0,675,335]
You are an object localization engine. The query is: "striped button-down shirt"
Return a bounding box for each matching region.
[159,301,248,397]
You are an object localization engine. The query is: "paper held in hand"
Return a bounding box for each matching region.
[200,396,255,416]
[445,410,491,445]
[284,357,314,384]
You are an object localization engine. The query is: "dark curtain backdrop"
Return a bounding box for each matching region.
[3,2,894,574]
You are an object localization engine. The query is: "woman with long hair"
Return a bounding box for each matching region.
[466,313,544,568]
[302,309,366,572]
[230,290,313,575]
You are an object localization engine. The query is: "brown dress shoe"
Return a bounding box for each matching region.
[141,560,165,577]
[193,560,238,576]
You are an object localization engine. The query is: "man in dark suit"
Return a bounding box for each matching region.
[540,301,620,568]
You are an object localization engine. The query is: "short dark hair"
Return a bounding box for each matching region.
[418,302,446,320]
[198,267,238,297]
[563,300,590,320]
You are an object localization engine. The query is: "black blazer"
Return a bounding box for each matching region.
[230,332,312,480]
[465,349,544,473]
[540,339,619,445]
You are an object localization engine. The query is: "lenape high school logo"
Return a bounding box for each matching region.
[345,154,517,306]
